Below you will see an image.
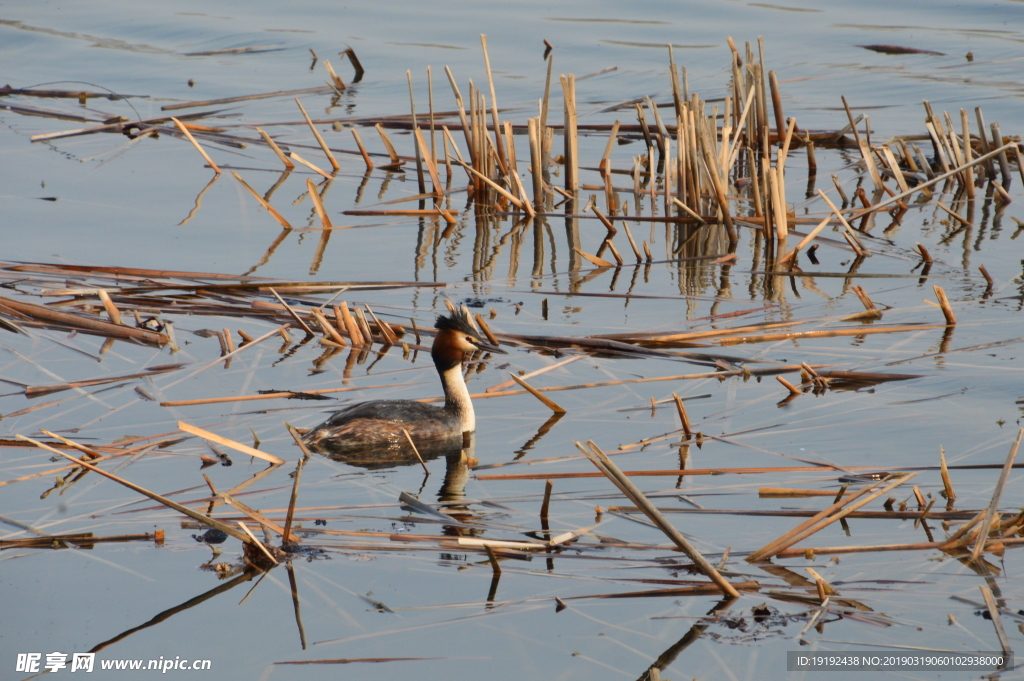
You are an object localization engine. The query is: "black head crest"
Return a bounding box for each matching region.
[434,309,479,338]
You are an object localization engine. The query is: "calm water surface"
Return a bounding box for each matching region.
[2,1,1024,679]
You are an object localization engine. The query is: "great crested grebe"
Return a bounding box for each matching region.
[302,309,505,453]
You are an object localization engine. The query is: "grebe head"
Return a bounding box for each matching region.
[431,309,506,370]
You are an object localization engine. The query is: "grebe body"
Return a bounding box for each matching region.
[302,310,504,454]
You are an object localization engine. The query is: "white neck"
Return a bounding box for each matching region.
[439,364,475,433]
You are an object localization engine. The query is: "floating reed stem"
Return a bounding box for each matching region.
[268,287,316,336]
[748,474,914,561]
[177,421,285,464]
[577,440,740,597]
[776,375,801,395]
[256,127,295,169]
[970,429,1022,561]
[509,373,567,414]
[231,173,292,229]
[311,308,347,346]
[288,152,332,178]
[22,437,252,544]
[294,98,339,171]
[170,117,220,174]
[402,429,430,476]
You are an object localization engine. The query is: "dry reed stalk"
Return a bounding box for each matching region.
[219,493,289,538]
[177,421,285,464]
[323,59,345,90]
[671,197,705,223]
[747,474,914,561]
[768,71,785,142]
[879,146,910,193]
[364,305,398,345]
[816,189,866,254]
[830,174,849,205]
[760,488,844,498]
[509,373,567,414]
[370,124,403,169]
[287,152,332,178]
[338,302,364,345]
[284,422,312,461]
[671,392,692,438]
[979,586,1012,654]
[486,355,581,393]
[268,288,316,336]
[23,439,253,544]
[156,378,411,405]
[776,375,802,395]
[770,537,1024,558]
[621,223,643,263]
[352,306,375,344]
[561,74,578,194]
[777,117,797,176]
[237,522,279,564]
[573,248,615,268]
[256,127,295,169]
[717,324,943,346]
[0,295,168,344]
[349,128,373,171]
[479,34,506,167]
[970,430,1022,561]
[992,182,1012,205]
[305,178,333,230]
[311,308,347,346]
[170,117,221,174]
[850,285,878,312]
[95,289,123,325]
[161,324,291,392]
[230,173,292,228]
[578,441,740,597]
[978,265,994,287]
[528,118,543,207]
[603,238,624,266]
[281,457,305,544]
[959,109,976,197]
[294,98,339,171]
[413,127,444,200]
[400,429,430,476]
[453,160,527,211]
[779,216,831,263]
[342,209,455,219]
[540,479,553,520]
[932,286,957,325]
[915,243,933,263]
[937,202,970,226]
[938,446,956,501]
[854,142,1016,218]
[599,119,621,174]
[699,134,737,242]
[769,167,787,239]
[472,314,500,347]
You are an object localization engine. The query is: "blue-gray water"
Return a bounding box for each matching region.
[2,2,1024,679]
